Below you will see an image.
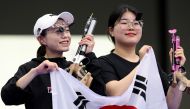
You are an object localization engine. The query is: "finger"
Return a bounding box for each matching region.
[44,65,49,69]
[169,48,173,53]
[55,64,59,70]
[81,35,93,42]
[86,36,93,41]
[79,41,90,46]
[79,39,90,45]
[142,45,151,53]
[80,40,94,47]
[175,47,183,52]
[177,46,183,49]
[50,63,59,71]
[146,46,151,52]
[175,52,184,57]
[85,34,93,39]
[175,55,182,58]
[47,63,58,72]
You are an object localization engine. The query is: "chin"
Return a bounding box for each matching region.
[62,47,69,52]
[127,39,140,44]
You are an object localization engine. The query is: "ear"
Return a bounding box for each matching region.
[108,27,114,37]
[37,36,47,45]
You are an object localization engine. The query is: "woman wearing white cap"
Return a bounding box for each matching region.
[1,11,95,109]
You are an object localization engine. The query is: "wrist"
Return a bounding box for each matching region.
[16,68,39,89]
[30,68,39,77]
[179,66,186,73]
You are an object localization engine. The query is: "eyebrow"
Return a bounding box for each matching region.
[120,18,135,21]
[120,18,129,20]
[64,26,69,29]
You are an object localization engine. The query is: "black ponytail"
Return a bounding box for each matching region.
[37,45,46,58]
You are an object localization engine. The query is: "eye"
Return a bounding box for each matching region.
[133,21,140,25]
[64,27,70,32]
[120,21,127,24]
[56,27,64,33]
[119,20,128,24]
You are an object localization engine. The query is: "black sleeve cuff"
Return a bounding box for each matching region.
[82,52,97,65]
[85,52,97,60]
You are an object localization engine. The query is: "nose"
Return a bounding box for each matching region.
[60,32,66,38]
[127,22,135,30]
[60,32,70,38]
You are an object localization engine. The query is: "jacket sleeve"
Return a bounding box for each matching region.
[157,64,170,96]
[1,64,31,105]
[83,52,97,65]
[84,53,107,96]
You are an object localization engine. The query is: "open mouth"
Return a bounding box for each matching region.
[59,40,69,44]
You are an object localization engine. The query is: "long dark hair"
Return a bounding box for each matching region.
[107,4,143,44]
[36,29,47,57]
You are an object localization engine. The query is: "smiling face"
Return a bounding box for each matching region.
[109,11,143,47]
[38,19,71,57]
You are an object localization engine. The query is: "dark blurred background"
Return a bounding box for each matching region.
[0,0,190,108]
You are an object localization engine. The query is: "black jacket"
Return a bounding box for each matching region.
[1,52,96,109]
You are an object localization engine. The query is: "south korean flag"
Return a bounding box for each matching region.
[50,48,168,109]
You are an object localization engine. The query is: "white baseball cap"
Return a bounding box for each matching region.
[33,11,74,37]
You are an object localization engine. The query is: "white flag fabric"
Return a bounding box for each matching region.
[50,48,168,109]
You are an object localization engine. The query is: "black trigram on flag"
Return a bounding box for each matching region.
[74,92,89,109]
[133,75,148,101]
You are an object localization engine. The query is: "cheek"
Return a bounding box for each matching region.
[136,28,142,35]
[46,34,59,41]
[66,33,72,40]
[112,27,123,36]
[139,30,142,36]
[45,37,59,47]
[137,30,142,41]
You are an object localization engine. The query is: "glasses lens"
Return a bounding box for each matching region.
[138,20,143,27]
[56,27,64,33]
